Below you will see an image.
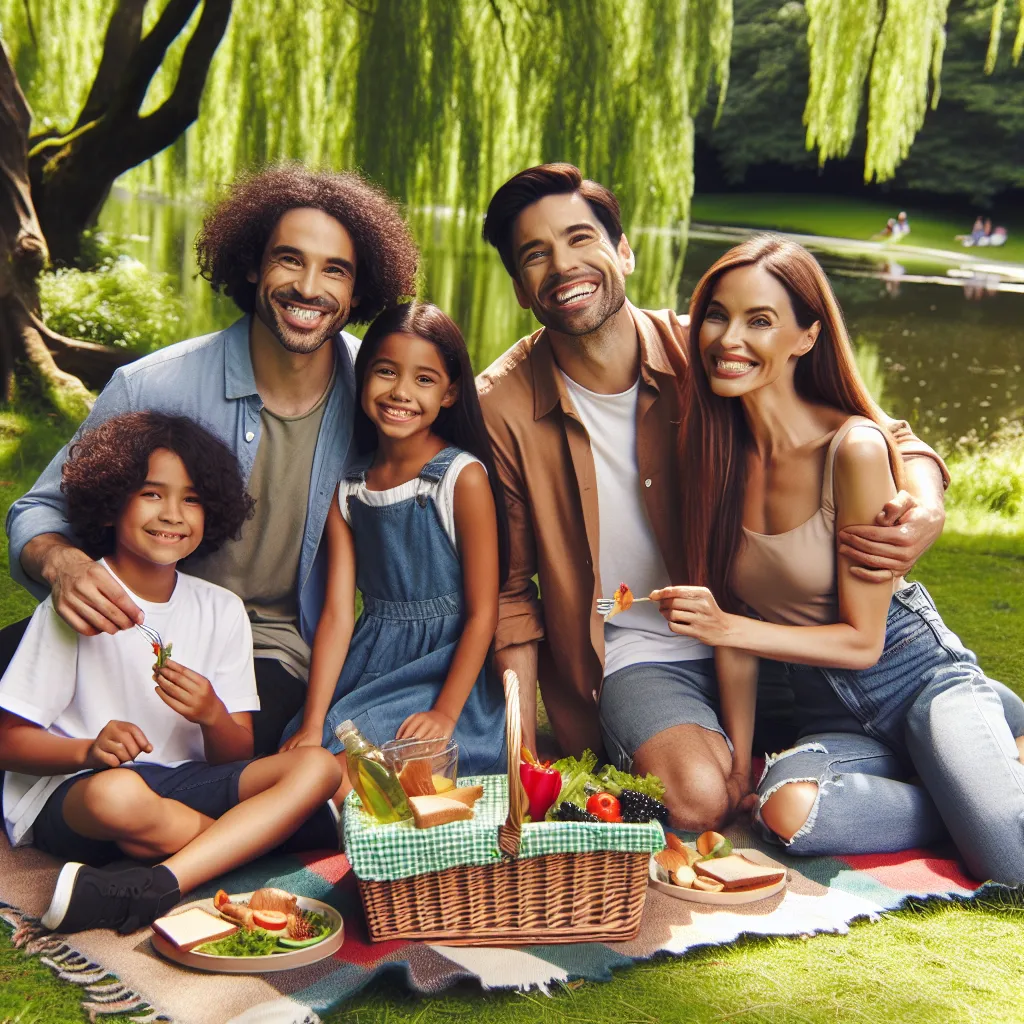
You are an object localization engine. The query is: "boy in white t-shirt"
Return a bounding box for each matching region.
[0,413,341,935]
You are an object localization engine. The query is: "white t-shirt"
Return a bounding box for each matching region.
[0,562,259,847]
[560,373,710,677]
[339,451,483,552]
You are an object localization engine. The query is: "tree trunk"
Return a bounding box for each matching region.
[29,0,233,266]
[1,43,135,416]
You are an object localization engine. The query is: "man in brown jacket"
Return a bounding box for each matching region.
[476,164,948,830]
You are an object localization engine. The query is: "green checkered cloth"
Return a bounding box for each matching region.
[343,774,666,882]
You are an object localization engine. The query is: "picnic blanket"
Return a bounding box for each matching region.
[0,825,994,1024]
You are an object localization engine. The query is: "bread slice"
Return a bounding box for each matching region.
[408,794,475,828]
[153,907,238,951]
[398,759,436,797]
[445,784,484,808]
[693,854,785,891]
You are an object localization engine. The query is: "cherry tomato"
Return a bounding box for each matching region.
[586,792,622,823]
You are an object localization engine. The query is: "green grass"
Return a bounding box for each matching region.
[690,193,1024,266]
[0,408,1021,1023]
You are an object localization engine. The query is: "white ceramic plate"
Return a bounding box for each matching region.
[151,892,343,973]
[648,849,788,905]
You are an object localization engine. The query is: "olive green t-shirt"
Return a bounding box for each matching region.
[188,376,333,680]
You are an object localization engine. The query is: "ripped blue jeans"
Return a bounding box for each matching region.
[753,585,1024,884]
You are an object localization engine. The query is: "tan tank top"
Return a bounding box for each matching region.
[731,416,892,627]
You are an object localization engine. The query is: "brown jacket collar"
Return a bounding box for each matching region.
[529,302,678,421]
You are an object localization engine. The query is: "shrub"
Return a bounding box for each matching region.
[942,420,1024,536]
[39,254,184,354]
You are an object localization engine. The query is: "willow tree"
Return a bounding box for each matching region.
[0,0,231,412]
[1,0,1022,411]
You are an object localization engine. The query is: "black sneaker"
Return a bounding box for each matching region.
[42,863,180,934]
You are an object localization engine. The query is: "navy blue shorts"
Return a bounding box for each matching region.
[32,760,250,866]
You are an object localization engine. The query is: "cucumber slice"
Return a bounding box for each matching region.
[277,928,331,949]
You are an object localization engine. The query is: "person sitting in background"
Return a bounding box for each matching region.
[0,413,342,935]
[895,212,910,238]
[988,225,1008,246]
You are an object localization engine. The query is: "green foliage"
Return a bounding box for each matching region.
[942,420,1024,535]
[0,0,732,242]
[699,0,1024,204]
[38,254,184,353]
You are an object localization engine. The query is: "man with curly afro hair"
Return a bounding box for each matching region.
[7,165,420,756]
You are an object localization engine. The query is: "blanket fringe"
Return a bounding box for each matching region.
[0,902,172,1022]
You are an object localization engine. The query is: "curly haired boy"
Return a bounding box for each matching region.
[0,413,342,935]
[8,166,420,757]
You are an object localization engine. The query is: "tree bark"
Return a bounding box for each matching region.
[1,43,135,415]
[29,0,233,265]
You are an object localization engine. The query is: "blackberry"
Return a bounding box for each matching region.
[619,789,670,825]
[553,802,599,823]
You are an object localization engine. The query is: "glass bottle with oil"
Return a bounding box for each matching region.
[334,720,411,823]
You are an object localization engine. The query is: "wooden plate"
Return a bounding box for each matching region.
[151,892,343,973]
[648,849,788,905]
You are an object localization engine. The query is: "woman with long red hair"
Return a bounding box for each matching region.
[654,235,1024,884]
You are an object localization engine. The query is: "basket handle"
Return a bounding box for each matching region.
[497,669,527,858]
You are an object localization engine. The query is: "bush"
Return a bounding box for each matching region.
[39,254,184,353]
[942,420,1024,536]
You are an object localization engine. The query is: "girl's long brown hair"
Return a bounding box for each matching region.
[669,235,904,611]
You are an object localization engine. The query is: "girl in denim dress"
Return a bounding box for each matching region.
[654,236,1024,885]
[281,303,509,799]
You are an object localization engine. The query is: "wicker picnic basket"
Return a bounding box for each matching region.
[351,670,662,945]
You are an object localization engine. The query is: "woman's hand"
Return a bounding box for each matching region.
[650,586,737,646]
[279,724,325,754]
[397,710,456,741]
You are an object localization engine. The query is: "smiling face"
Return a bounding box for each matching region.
[510,192,633,336]
[249,207,359,355]
[698,264,820,399]
[361,333,457,441]
[115,448,205,569]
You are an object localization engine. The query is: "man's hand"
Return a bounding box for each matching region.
[650,586,735,646]
[838,490,944,582]
[42,544,142,635]
[154,659,225,727]
[86,720,152,769]
[723,763,757,824]
[397,710,456,741]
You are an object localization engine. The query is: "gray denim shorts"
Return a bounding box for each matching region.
[598,658,725,770]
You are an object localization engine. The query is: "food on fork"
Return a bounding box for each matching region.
[605,583,635,620]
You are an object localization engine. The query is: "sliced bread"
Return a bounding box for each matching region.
[409,794,475,828]
[445,784,484,808]
[153,907,238,951]
[693,854,785,890]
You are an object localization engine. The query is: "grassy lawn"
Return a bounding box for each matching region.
[691,193,1024,266]
[0,407,1022,1022]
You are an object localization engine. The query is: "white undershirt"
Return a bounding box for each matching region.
[560,373,710,677]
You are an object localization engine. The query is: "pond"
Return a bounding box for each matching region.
[98,191,1023,451]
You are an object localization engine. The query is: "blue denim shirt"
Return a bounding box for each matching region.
[6,316,360,645]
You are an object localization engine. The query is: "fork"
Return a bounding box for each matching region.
[135,621,165,650]
[595,596,653,616]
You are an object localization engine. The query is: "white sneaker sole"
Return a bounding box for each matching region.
[41,861,84,930]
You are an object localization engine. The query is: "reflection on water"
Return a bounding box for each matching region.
[98,193,1023,450]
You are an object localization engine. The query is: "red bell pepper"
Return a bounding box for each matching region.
[519,761,562,820]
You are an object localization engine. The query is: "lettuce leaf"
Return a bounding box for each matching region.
[545,749,599,819]
[595,764,666,802]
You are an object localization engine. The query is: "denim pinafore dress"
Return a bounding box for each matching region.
[287,446,507,775]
